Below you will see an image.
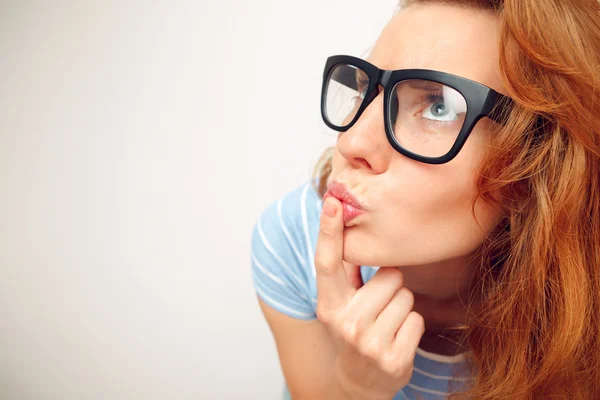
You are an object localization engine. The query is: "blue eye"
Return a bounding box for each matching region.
[422,95,460,122]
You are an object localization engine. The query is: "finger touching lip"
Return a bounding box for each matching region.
[325,181,365,210]
[323,190,366,224]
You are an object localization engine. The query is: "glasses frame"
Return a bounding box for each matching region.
[321,55,513,164]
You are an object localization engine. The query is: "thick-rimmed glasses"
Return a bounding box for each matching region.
[321,55,513,164]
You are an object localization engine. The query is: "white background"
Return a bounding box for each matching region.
[0,1,397,398]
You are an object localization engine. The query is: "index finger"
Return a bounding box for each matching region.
[314,196,355,310]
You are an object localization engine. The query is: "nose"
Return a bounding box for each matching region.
[336,84,394,174]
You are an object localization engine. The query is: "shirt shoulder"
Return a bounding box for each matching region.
[250,180,323,320]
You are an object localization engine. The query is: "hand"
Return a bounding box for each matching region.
[315,196,426,400]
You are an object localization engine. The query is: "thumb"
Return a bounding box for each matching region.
[342,261,364,290]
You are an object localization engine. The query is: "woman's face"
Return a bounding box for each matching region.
[329,4,506,268]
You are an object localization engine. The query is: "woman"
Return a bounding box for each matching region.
[250,0,600,399]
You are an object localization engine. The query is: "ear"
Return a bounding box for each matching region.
[342,260,364,290]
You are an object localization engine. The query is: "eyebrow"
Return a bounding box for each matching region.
[406,80,443,91]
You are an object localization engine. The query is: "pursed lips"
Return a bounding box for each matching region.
[323,181,366,224]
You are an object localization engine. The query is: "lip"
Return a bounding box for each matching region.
[323,181,366,224]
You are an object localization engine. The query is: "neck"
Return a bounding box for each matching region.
[390,252,482,355]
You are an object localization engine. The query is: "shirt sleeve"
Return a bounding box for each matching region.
[250,185,317,320]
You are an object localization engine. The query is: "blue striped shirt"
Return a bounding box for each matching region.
[251,180,473,399]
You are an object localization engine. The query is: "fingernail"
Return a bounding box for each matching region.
[323,197,337,217]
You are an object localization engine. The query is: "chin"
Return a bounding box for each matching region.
[342,226,425,267]
[342,227,387,267]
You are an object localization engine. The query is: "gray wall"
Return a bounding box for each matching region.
[0,1,397,398]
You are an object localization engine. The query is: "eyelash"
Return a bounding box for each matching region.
[425,93,443,103]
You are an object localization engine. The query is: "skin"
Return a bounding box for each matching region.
[327,4,507,352]
[258,5,511,399]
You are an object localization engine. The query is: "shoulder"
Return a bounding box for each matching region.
[252,179,322,266]
[250,180,323,320]
[255,179,322,241]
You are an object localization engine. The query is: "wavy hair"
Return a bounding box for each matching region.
[312,0,600,398]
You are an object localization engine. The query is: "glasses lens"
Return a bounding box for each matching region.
[390,79,467,158]
[324,63,370,128]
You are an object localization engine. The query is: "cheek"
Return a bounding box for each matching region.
[334,122,503,266]
[471,188,504,235]
[416,138,501,254]
[371,181,498,266]
[416,135,497,237]
[375,146,498,264]
[330,148,345,177]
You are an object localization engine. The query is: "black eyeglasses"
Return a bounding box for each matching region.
[320,55,514,164]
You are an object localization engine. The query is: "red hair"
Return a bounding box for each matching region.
[313,0,600,398]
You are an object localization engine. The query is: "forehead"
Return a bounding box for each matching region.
[369,4,505,94]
